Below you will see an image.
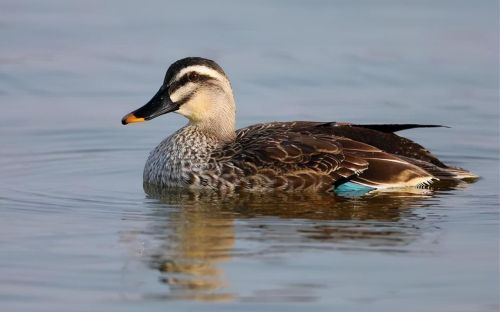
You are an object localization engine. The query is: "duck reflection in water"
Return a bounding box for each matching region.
[139,182,464,302]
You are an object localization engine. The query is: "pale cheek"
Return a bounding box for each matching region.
[176,100,208,122]
[175,105,191,117]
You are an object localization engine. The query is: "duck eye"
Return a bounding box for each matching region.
[187,72,199,81]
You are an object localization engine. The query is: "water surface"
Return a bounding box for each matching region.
[1,1,498,311]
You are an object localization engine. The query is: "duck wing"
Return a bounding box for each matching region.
[322,123,477,180]
[315,122,448,167]
[213,122,366,191]
[214,122,435,191]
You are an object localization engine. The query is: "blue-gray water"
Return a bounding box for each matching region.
[1,1,499,311]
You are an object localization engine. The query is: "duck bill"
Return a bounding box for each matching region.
[121,86,179,125]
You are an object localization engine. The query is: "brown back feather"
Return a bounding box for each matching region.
[212,122,367,191]
[211,121,436,191]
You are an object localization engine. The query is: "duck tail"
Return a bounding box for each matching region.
[441,166,480,181]
[397,156,479,181]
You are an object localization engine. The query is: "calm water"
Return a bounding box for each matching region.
[1,1,499,311]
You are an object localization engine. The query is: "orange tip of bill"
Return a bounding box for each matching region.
[122,113,145,125]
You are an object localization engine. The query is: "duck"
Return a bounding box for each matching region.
[121,57,477,193]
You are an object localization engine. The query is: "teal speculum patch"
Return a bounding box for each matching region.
[334,182,375,196]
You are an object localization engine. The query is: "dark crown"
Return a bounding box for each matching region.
[164,57,226,84]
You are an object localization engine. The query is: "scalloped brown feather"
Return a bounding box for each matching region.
[208,121,437,191]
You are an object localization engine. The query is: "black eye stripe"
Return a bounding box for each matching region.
[169,73,214,94]
[175,92,194,106]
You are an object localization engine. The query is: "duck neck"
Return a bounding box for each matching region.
[183,93,236,143]
[189,112,236,143]
[177,84,237,143]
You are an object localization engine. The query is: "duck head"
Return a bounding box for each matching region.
[122,57,236,139]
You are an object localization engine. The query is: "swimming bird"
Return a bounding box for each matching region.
[121,57,477,193]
